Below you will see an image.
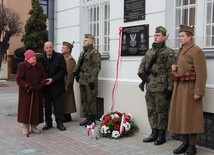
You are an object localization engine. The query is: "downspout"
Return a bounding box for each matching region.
[48,0,54,43]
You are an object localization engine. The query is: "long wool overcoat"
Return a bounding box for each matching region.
[62,54,77,114]
[167,41,207,134]
[16,61,47,125]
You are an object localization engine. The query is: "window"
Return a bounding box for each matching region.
[170,0,214,51]
[174,0,196,48]
[39,0,48,16]
[205,0,214,48]
[81,0,110,59]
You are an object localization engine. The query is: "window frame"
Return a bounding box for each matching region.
[81,0,110,59]
[166,0,214,57]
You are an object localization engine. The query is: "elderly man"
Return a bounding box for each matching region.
[38,41,67,131]
[73,34,101,127]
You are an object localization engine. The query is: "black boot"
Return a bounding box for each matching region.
[63,114,72,123]
[79,114,90,126]
[42,121,53,130]
[143,128,158,143]
[173,143,188,154]
[86,115,96,126]
[184,145,197,155]
[154,130,166,145]
[57,122,66,131]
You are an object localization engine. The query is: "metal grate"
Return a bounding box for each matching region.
[197,112,214,149]
[96,97,104,120]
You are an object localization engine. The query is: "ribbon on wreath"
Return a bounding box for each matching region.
[119,113,127,135]
[87,123,95,136]
[110,27,123,111]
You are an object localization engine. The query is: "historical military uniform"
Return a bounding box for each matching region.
[73,34,101,126]
[168,25,207,155]
[138,26,175,145]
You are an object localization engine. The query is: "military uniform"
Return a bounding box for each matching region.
[138,26,175,145]
[73,34,101,126]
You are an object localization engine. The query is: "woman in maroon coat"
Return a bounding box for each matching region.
[16,50,47,135]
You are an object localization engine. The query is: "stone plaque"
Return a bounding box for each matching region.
[124,0,145,22]
[121,24,149,56]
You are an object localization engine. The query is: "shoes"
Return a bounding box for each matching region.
[173,143,188,154]
[31,125,40,134]
[79,118,90,126]
[184,145,197,155]
[42,124,53,130]
[63,114,72,123]
[57,123,66,131]
[22,123,29,135]
[143,128,158,143]
[154,130,166,145]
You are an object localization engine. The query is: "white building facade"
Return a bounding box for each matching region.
[54,0,214,135]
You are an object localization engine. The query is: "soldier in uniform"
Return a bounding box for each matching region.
[168,25,207,155]
[138,26,174,145]
[73,34,101,126]
[61,41,77,122]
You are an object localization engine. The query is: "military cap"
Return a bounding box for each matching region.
[85,34,95,40]
[155,26,167,36]
[63,41,73,50]
[179,25,194,35]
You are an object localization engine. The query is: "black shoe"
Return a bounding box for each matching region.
[63,114,72,123]
[143,129,158,143]
[57,123,66,131]
[184,145,197,155]
[154,130,166,145]
[173,143,188,154]
[42,124,53,130]
[79,118,90,126]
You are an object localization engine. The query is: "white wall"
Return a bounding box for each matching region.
[55,0,214,135]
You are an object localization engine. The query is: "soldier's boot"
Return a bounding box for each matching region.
[79,114,90,126]
[31,125,40,134]
[22,123,29,135]
[173,143,189,154]
[184,145,197,155]
[143,128,158,143]
[154,130,166,145]
[86,115,96,126]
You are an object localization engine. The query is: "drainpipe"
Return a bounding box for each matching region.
[48,0,54,43]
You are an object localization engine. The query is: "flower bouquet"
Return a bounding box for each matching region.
[99,110,138,139]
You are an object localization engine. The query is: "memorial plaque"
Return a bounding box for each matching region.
[121,24,149,56]
[124,0,145,22]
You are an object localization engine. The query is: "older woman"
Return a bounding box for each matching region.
[16,50,47,135]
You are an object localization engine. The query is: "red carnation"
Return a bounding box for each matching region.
[103,120,108,125]
[104,115,111,122]
[113,117,119,122]
[114,124,120,130]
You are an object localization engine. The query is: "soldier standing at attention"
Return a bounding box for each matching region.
[138,26,174,145]
[168,25,207,155]
[73,34,101,126]
[61,41,77,122]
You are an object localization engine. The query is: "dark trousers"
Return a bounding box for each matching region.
[44,93,63,125]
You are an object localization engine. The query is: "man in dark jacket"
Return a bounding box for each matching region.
[38,41,67,131]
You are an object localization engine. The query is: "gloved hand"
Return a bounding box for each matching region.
[89,82,95,90]
[165,89,172,100]
[27,86,35,93]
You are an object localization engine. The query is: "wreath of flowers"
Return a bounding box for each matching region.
[99,111,138,139]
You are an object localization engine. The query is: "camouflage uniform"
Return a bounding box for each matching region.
[74,35,101,116]
[138,28,175,131]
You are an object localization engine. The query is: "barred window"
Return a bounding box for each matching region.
[81,0,110,59]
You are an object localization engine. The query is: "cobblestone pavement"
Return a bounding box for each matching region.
[0,80,214,155]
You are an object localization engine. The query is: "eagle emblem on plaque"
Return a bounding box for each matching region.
[130,33,137,47]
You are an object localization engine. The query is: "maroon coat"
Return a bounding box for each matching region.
[16,60,47,125]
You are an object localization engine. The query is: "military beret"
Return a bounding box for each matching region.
[155,26,167,36]
[179,25,194,35]
[63,41,73,50]
[85,34,95,40]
